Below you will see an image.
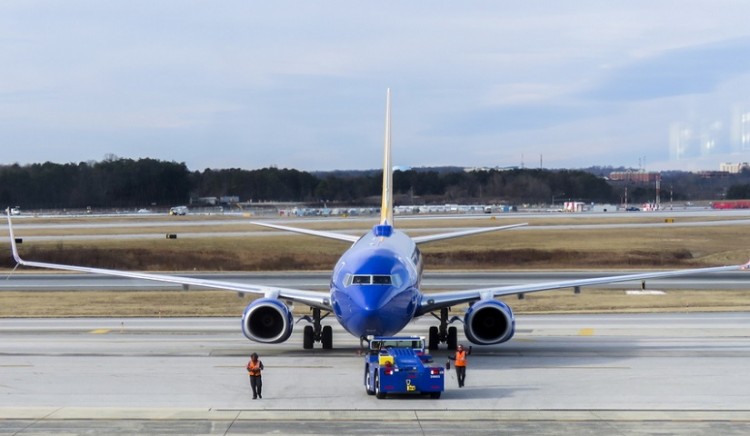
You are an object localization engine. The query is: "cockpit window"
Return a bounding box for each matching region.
[352,275,371,284]
[372,275,392,285]
[346,274,400,287]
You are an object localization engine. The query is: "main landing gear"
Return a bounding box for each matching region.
[298,308,333,349]
[428,307,461,350]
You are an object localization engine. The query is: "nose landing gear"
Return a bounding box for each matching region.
[428,307,461,350]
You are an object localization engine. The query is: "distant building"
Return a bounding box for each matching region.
[695,171,730,179]
[608,171,660,183]
[719,162,749,173]
[563,201,585,212]
[464,166,518,172]
[712,200,750,209]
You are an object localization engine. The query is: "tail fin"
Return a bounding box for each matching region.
[380,89,393,226]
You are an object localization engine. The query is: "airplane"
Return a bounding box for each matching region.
[5,89,750,351]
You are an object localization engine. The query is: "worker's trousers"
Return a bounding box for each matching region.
[249,375,262,398]
[456,366,466,387]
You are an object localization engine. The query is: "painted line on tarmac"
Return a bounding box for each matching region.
[4,408,749,422]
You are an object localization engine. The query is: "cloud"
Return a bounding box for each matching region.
[428,102,611,137]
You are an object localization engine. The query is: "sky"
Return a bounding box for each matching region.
[2,1,750,172]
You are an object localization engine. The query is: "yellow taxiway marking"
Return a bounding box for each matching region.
[89,329,111,334]
[578,328,595,336]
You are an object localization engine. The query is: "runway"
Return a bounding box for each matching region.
[1,314,749,434]
[4,209,750,242]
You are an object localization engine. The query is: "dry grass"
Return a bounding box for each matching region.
[5,222,750,271]
[2,213,750,317]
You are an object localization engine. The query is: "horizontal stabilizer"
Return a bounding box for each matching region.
[412,223,527,245]
[250,221,360,243]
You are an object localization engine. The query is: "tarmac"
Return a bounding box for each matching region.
[1,313,750,434]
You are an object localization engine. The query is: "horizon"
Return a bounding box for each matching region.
[0,155,738,175]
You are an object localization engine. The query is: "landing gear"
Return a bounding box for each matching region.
[428,326,439,350]
[429,307,461,350]
[303,325,314,349]
[298,307,333,349]
[447,326,458,350]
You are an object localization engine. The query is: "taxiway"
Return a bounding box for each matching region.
[1,314,749,434]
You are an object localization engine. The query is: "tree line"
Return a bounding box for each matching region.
[2,157,750,209]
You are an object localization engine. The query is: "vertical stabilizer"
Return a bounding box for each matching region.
[380,89,394,226]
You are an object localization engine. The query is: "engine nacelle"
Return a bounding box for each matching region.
[463,299,515,345]
[241,298,294,344]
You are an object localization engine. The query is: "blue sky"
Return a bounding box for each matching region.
[2,1,750,172]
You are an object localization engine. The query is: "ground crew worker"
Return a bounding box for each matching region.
[448,344,472,387]
[246,352,264,399]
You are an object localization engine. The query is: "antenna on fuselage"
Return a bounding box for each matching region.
[379,88,393,227]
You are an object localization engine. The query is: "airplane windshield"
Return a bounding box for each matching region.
[372,275,391,284]
[345,274,401,287]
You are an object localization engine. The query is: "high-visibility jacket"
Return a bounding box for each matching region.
[247,360,263,376]
[455,350,467,367]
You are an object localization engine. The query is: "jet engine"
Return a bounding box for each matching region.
[241,298,294,343]
[463,299,515,345]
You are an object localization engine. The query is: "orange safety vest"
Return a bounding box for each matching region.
[455,350,467,367]
[247,360,262,376]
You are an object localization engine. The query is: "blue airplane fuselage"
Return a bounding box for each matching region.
[329,226,423,338]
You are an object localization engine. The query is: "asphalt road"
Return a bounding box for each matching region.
[1,314,749,434]
[3,209,750,242]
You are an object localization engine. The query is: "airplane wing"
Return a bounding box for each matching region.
[418,262,750,313]
[251,221,360,243]
[5,212,331,310]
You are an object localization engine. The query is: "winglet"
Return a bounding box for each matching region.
[5,209,23,265]
[379,88,394,227]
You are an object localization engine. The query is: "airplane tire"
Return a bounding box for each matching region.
[447,326,458,350]
[428,326,439,350]
[322,325,333,349]
[303,325,314,349]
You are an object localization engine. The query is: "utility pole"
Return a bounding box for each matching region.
[670,184,673,211]
[655,174,661,210]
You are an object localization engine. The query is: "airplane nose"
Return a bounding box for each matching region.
[357,308,387,333]
[332,287,396,336]
[360,288,391,311]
